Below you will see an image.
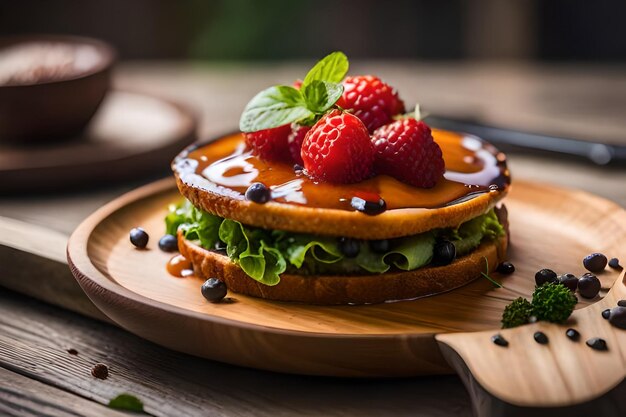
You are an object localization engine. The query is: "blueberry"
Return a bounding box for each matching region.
[491,334,508,347]
[130,227,149,248]
[245,182,271,204]
[369,239,390,254]
[583,253,607,273]
[558,273,579,291]
[535,269,558,286]
[608,306,626,329]
[533,331,549,345]
[432,241,456,266]
[158,234,178,252]
[565,328,580,341]
[293,164,304,173]
[350,196,386,215]
[338,237,360,258]
[608,257,622,270]
[578,273,601,299]
[496,261,515,275]
[601,308,611,320]
[586,337,608,351]
[201,278,227,303]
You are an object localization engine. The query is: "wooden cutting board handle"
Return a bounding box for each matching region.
[436,270,626,416]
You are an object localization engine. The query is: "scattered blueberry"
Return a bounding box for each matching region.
[201,278,227,303]
[565,328,580,341]
[369,239,390,254]
[497,261,515,275]
[432,241,456,266]
[130,227,149,249]
[245,182,271,204]
[558,273,579,292]
[583,253,607,273]
[350,196,386,215]
[533,331,549,344]
[338,237,360,258]
[158,234,178,252]
[578,273,601,299]
[586,337,608,351]
[601,308,611,320]
[535,269,558,287]
[608,258,622,270]
[608,306,626,329]
[293,164,304,173]
[491,334,508,347]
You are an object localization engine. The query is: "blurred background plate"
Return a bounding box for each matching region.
[0,90,197,193]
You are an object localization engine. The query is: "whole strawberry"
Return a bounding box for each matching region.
[301,110,375,183]
[244,124,292,162]
[372,118,445,188]
[337,75,405,133]
[287,124,310,165]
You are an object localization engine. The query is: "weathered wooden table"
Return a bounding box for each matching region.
[1,62,625,416]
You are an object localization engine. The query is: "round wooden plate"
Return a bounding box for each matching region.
[68,179,626,378]
[0,91,197,192]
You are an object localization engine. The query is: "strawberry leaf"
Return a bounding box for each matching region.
[302,80,344,113]
[302,51,349,87]
[239,86,313,132]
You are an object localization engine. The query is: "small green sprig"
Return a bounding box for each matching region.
[500,282,578,328]
[239,52,348,133]
[108,393,144,412]
[481,256,503,288]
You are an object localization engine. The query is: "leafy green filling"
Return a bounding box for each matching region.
[166,200,504,286]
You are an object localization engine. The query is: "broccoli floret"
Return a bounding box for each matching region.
[531,282,577,323]
[501,297,533,328]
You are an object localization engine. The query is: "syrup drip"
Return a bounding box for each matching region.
[166,254,194,278]
[174,129,510,212]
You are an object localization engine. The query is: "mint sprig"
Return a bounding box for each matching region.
[239,52,349,132]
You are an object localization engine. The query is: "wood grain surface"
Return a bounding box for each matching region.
[0,288,473,417]
[0,90,197,192]
[67,178,625,378]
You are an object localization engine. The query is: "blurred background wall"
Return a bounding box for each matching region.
[1,0,625,62]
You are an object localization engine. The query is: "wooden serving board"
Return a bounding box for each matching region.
[67,178,626,414]
[0,91,197,193]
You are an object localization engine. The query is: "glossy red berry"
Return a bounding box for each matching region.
[244,124,292,162]
[371,118,445,188]
[301,110,375,183]
[337,75,405,132]
[287,124,310,165]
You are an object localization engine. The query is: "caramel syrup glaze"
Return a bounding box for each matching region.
[173,129,510,212]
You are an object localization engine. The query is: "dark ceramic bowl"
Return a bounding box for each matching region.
[0,35,115,143]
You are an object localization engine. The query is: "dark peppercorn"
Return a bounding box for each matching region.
[601,309,611,320]
[535,269,558,286]
[350,196,386,215]
[491,334,508,347]
[608,306,626,329]
[432,241,456,266]
[245,182,272,204]
[338,237,360,258]
[201,278,227,303]
[586,337,608,351]
[369,239,390,254]
[158,234,178,252]
[497,261,515,275]
[67,348,78,355]
[558,273,579,292]
[533,331,549,344]
[609,258,622,270]
[578,273,601,299]
[565,328,580,341]
[130,227,149,248]
[91,363,109,380]
[583,253,607,273]
[618,300,626,307]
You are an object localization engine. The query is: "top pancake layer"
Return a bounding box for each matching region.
[172,129,510,239]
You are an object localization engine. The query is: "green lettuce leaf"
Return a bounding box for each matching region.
[166,201,504,286]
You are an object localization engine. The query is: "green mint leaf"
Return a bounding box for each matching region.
[302,80,344,113]
[239,86,313,132]
[108,394,144,412]
[302,51,349,87]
